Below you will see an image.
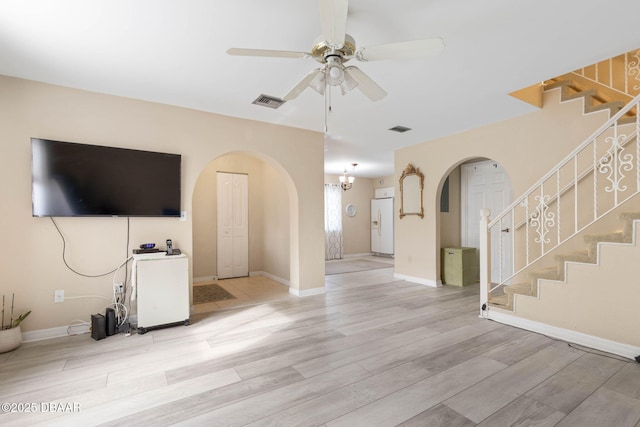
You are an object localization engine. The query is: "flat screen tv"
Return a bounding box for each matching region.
[31,138,181,217]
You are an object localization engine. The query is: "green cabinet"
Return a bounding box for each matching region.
[441,247,478,286]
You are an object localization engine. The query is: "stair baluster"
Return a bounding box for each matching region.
[481,94,640,312]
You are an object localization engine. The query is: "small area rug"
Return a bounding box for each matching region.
[325,259,393,275]
[193,284,236,304]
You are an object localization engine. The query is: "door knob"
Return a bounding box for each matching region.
[501,228,510,233]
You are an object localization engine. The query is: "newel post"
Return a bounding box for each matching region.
[479,208,491,317]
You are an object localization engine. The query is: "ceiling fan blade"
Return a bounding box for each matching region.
[319,0,348,47]
[227,48,310,59]
[283,68,325,101]
[344,66,387,101]
[356,37,444,61]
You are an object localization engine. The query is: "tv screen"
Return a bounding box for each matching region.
[31,138,181,217]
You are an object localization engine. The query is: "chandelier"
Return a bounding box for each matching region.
[339,163,358,191]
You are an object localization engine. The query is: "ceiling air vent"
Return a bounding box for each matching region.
[252,94,286,109]
[389,125,412,133]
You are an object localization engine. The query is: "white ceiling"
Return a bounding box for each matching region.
[1,0,639,178]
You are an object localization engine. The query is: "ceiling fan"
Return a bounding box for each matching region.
[227,0,444,102]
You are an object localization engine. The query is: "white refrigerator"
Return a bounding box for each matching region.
[371,197,394,255]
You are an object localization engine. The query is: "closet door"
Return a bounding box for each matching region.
[461,160,513,283]
[217,172,249,279]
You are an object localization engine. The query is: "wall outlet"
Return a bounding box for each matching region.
[114,283,124,294]
[54,290,64,303]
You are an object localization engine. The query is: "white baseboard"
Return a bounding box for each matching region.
[394,273,442,288]
[488,309,640,361]
[249,271,290,287]
[22,314,140,343]
[289,286,326,297]
[194,275,217,283]
[196,272,289,287]
[343,253,373,258]
[21,326,71,343]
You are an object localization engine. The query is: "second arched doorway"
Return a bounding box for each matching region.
[438,158,513,285]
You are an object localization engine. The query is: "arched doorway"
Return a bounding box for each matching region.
[191,151,295,307]
[437,158,513,284]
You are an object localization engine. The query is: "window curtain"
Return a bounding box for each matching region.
[324,184,343,260]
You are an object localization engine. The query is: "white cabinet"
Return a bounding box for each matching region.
[375,187,395,199]
[133,254,190,334]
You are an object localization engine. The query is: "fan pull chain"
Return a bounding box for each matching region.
[324,81,332,133]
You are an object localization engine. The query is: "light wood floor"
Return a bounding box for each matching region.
[2,262,640,426]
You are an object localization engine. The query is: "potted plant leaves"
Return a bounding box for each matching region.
[0,294,31,353]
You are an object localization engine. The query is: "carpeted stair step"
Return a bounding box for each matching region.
[529,266,562,284]
[495,266,559,306]
[620,212,640,239]
[504,281,537,298]
[544,78,630,120]
[584,98,624,116]
[617,115,638,126]
[584,231,625,258]
[554,250,593,265]
[488,293,513,311]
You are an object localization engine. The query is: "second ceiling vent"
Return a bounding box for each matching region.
[389,125,412,133]
[252,94,286,109]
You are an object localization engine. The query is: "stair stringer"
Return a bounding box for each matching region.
[511,218,640,349]
[545,79,624,117]
[544,76,637,123]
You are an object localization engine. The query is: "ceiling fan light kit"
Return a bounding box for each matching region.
[227,0,444,103]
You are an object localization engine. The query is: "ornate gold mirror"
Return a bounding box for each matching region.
[399,164,424,219]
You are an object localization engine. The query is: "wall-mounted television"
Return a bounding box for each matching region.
[31,138,181,217]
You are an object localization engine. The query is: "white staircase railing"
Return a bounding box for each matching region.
[480,94,640,314]
[574,49,640,98]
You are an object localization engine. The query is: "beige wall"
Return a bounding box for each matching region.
[439,167,461,249]
[324,175,374,256]
[395,89,610,284]
[373,175,395,190]
[261,162,292,280]
[516,223,640,347]
[192,154,289,282]
[0,75,323,332]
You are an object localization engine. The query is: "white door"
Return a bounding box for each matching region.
[217,172,248,279]
[461,160,513,283]
[371,198,394,255]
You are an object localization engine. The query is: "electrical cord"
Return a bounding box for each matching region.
[52,216,134,333]
[65,295,112,302]
[67,320,91,336]
[50,217,122,277]
[111,255,132,326]
[64,299,129,335]
[565,342,633,363]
